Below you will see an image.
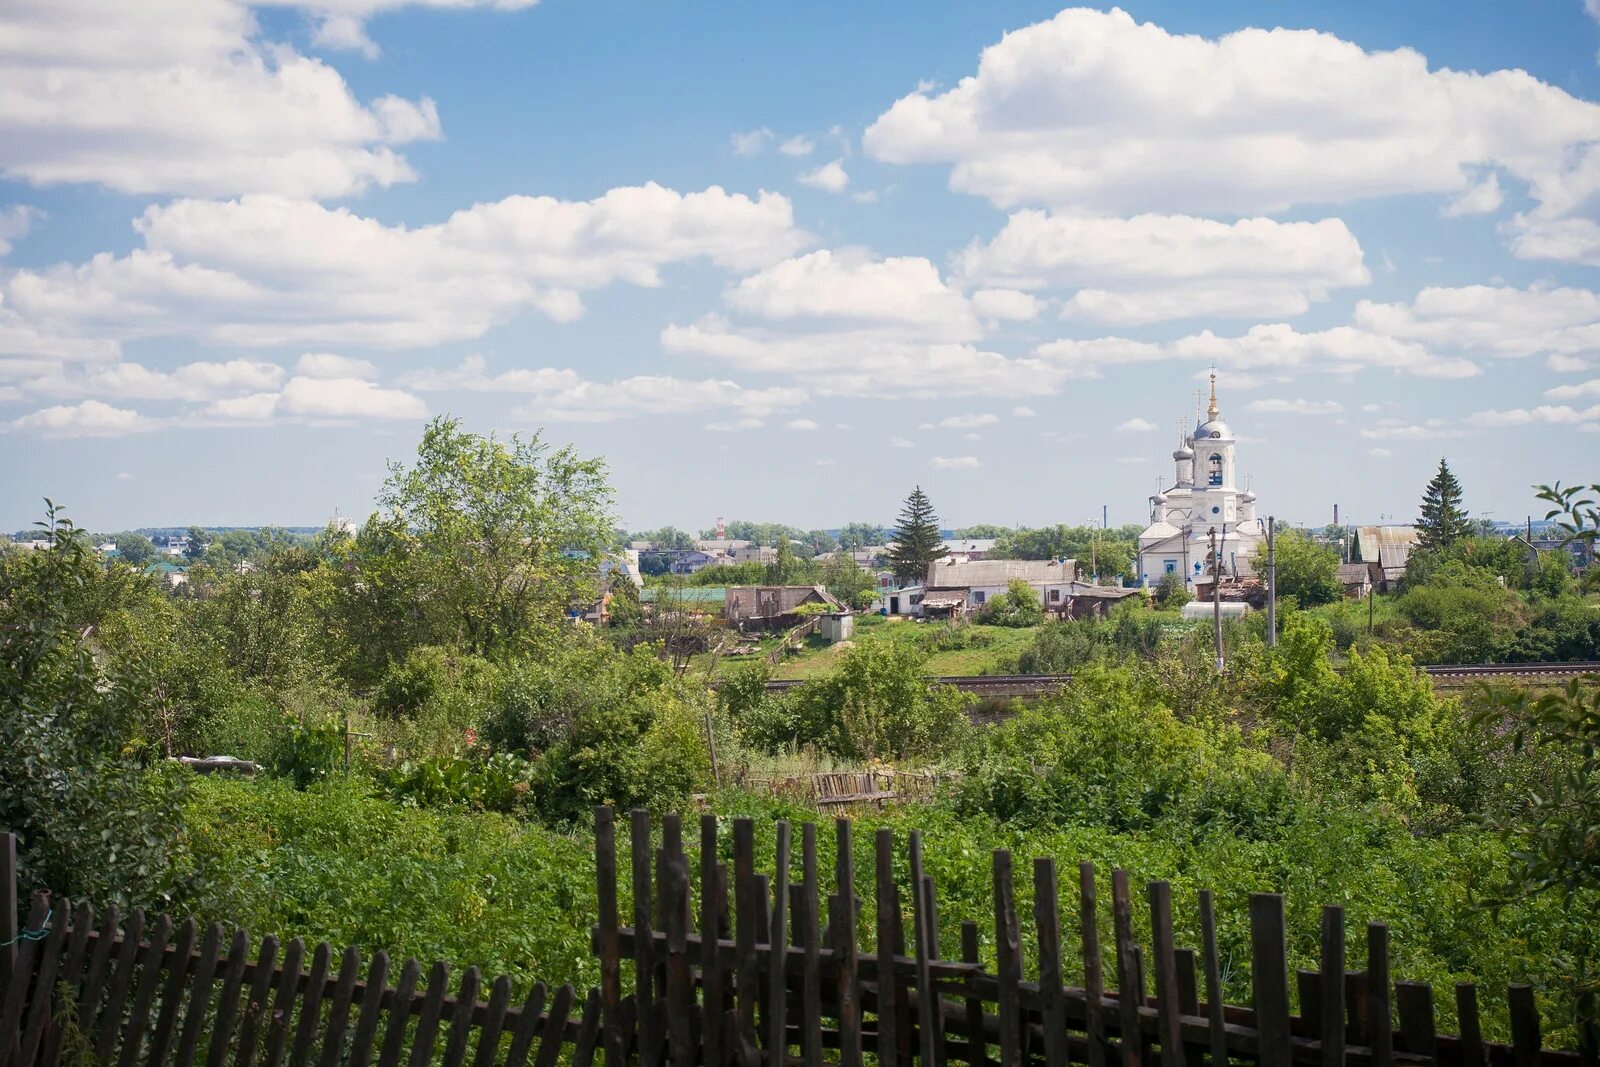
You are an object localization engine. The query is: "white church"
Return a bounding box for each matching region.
[1137,374,1267,589]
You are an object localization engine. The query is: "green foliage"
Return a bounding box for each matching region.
[1393,561,1527,663]
[112,532,157,565]
[951,524,1013,539]
[744,641,971,761]
[377,752,535,813]
[819,552,879,610]
[1534,479,1600,547]
[765,534,801,583]
[886,486,947,585]
[956,665,1291,834]
[979,578,1045,627]
[183,524,210,562]
[1417,458,1472,550]
[271,713,344,789]
[183,776,598,990]
[702,520,809,546]
[836,521,889,550]
[1254,527,1342,607]
[0,502,189,907]
[1015,609,1166,673]
[1477,679,1600,901]
[629,525,695,550]
[668,560,772,587]
[332,416,614,677]
[992,524,1140,579]
[534,691,710,824]
[1153,572,1191,609]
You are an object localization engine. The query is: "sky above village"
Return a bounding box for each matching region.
[5,1,1600,533]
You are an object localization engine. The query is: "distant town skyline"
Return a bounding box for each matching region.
[5,2,1600,531]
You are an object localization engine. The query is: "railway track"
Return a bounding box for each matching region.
[763,661,1600,696]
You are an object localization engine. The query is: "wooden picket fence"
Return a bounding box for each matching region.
[3,812,1593,1066]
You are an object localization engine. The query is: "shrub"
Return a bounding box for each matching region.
[0,504,190,907]
[533,692,710,824]
[956,665,1291,835]
[378,752,535,813]
[979,579,1045,627]
[1153,572,1191,609]
[782,642,973,761]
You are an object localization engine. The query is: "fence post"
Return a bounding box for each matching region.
[1250,894,1292,1065]
[1,832,16,979]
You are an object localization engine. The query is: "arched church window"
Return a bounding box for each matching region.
[1208,453,1223,486]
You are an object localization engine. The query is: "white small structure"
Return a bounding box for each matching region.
[819,612,854,643]
[1137,373,1267,589]
[1180,601,1252,620]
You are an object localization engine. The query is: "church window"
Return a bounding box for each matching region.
[1208,454,1223,486]
[1164,560,1177,574]
[1211,506,1220,515]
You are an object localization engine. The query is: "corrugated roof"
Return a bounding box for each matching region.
[922,588,970,609]
[1352,525,1418,565]
[926,558,1075,585]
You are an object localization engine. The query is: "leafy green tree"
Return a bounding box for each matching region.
[631,526,694,551]
[1153,572,1191,610]
[886,487,947,585]
[1253,527,1341,607]
[992,524,1138,579]
[1417,458,1471,550]
[801,529,838,555]
[820,552,879,610]
[113,531,157,566]
[183,524,211,562]
[836,521,888,550]
[750,642,969,761]
[0,502,189,906]
[766,534,800,584]
[952,524,1013,539]
[341,417,614,669]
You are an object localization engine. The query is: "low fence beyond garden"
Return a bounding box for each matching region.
[2,812,1592,1065]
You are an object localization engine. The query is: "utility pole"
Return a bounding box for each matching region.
[1209,526,1224,672]
[1266,515,1277,648]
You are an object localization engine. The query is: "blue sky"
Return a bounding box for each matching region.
[5,1,1600,534]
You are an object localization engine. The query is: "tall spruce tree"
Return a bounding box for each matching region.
[887,485,948,585]
[1417,458,1471,550]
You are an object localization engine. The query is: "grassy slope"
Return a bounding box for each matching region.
[768,616,1036,679]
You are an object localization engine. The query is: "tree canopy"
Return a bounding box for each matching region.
[1254,527,1342,607]
[886,487,947,585]
[1417,458,1471,550]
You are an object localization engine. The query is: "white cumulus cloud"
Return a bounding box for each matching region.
[798,160,849,194]
[9,398,158,438]
[2,184,807,352]
[930,455,980,470]
[0,0,452,199]
[959,211,1370,325]
[864,6,1600,227]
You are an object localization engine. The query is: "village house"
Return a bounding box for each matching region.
[1350,525,1419,591]
[724,585,840,631]
[919,557,1079,618]
[939,538,998,562]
